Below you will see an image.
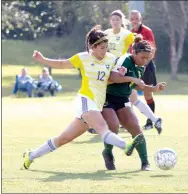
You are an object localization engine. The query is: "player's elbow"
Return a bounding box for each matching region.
[109,72,122,83]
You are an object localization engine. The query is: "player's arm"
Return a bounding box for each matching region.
[33,50,73,69]
[135,82,167,92]
[122,33,135,54]
[109,56,132,83]
[109,72,140,84]
[109,56,145,88]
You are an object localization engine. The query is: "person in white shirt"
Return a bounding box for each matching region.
[13,68,36,97]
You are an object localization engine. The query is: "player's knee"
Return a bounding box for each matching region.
[96,122,108,131]
[127,117,140,131]
[109,122,119,133]
[94,120,109,133]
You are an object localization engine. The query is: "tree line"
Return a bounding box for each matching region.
[2,1,188,79]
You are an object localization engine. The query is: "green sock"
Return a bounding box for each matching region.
[104,143,113,155]
[135,135,149,164]
[103,130,119,155]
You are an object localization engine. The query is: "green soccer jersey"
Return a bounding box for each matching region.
[107,53,144,97]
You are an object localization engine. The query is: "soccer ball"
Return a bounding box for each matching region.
[154,148,177,170]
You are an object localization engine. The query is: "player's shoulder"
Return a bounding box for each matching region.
[77,51,88,56]
[120,53,132,60]
[106,52,115,57]
[106,52,116,60]
[76,51,90,59]
[121,28,133,36]
[120,53,133,65]
[104,28,112,34]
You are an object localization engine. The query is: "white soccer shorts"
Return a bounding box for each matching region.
[74,94,101,119]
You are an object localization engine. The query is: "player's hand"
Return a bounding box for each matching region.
[33,50,45,63]
[118,66,127,76]
[134,78,145,89]
[153,82,167,92]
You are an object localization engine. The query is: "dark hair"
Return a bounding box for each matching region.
[85,25,108,52]
[133,34,155,53]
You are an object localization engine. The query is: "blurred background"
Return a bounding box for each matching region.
[2,0,188,97]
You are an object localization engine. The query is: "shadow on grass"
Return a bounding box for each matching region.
[29,169,141,182]
[150,174,173,178]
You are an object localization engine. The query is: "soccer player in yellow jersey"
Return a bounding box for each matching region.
[21,25,145,170]
[104,10,134,57]
[88,10,135,134]
[88,10,162,134]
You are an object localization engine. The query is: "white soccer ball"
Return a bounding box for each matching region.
[154,148,177,170]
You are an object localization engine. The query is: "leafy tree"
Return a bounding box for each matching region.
[2,1,62,40]
[144,1,188,79]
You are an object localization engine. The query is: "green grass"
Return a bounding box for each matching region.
[2,37,84,66]
[2,64,188,193]
[2,95,188,193]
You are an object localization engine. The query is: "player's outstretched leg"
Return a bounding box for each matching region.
[21,118,88,170]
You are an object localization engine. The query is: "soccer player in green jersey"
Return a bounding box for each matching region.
[102,35,166,171]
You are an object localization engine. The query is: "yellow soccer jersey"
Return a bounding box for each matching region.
[105,27,134,57]
[69,52,116,111]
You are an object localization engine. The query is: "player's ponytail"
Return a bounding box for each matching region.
[133,34,155,54]
[85,25,108,52]
[134,34,143,43]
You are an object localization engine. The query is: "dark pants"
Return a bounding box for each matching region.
[142,60,157,86]
[36,82,56,97]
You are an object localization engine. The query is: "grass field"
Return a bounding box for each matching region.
[2,65,188,193]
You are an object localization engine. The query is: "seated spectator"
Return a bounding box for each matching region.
[13,68,36,97]
[35,67,62,97]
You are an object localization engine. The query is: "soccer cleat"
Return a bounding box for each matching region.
[141,162,152,171]
[20,149,33,170]
[102,150,116,170]
[154,118,162,134]
[124,133,144,156]
[87,128,97,134]
[143,122,153,130]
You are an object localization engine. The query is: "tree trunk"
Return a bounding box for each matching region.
[170,57,178,80]
[169,30,178,80]
[163,1,188,80]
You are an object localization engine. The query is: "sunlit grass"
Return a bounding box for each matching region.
[2,95,188,193]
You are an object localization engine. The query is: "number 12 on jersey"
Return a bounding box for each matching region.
[97,71,105,81]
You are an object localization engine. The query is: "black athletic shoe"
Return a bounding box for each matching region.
[141,162,152,171]
[143,119,153,130]
[87,128,97,134]
[154,118,162,134]
[102,150,116,170]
